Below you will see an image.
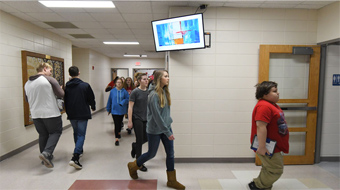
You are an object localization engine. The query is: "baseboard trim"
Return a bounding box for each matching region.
[320,157,340,162]
[175,157,255,163]
[0,108,105,162]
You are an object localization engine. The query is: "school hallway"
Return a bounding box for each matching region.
[0,109,339,190]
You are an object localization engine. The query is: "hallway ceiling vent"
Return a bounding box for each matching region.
[44,22,78,29]
[69,34,94,39]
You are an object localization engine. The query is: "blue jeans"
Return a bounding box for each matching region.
[136,133,174,171]
[70,120,88,154]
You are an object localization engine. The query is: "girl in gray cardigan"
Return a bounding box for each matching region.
[127,70,185,190]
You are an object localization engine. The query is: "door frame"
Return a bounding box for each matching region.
[257,45,321,165]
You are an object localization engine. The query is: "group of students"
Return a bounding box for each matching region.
[105,70,185,189]
[24,62,289,190]
[24,63,96,170]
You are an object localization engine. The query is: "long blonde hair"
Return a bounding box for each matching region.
[153,70,171,108]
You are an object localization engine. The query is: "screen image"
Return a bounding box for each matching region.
[151,13,205,52]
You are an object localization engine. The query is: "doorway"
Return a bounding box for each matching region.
[257,45,321,165]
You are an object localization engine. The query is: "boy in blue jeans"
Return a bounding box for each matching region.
[249,81,289,190]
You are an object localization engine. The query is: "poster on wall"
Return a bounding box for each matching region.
[21,51,65,126]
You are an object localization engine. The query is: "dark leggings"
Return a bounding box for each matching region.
[111,114,124,138]
[132,118,147,158]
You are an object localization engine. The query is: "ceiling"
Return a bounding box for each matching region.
[0,0,337,59]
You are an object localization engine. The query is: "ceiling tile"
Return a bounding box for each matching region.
[2,1,52,13]
[83,28,111,35]
[113,34,137,40]
[72,21,103,29]
[0,2,21,13]
[100,22,129,29]
[127,22,152,29]
[26,13,66,22]
[90,34,116,39]
[32,21,53,29]
[295,4,325,9]
[122,13,153,22]
[108,28,134,35]
[10,12,39,22]
[152,13,169,20]
[131,29,153,35]
[54,28,86,34]
[115,1,152,13]
[59,12,96,22]
[90,13,125,22]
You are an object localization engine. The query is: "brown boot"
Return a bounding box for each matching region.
[166,170,185,190]
[127,160,141,179]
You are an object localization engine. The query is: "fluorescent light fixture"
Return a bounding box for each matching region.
[39,1,115,8]
[103,42,139,45]
[124,55,147,58]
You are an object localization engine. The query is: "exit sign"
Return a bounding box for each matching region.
[333,74,340,86]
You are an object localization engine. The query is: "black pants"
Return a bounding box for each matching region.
[133,118,148,158]
[111,115,124,139]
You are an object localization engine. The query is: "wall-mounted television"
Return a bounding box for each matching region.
[151,13,205,52]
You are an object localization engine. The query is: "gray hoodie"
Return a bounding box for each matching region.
[146,85,173,137]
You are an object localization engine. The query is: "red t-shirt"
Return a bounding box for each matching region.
[251,99,289,153]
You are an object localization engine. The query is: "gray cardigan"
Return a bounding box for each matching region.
[146,87,173,137]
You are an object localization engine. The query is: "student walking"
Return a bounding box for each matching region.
[24,62,64,168]
[249,81,289,190]
[123,76,136,134]
[64,66,96,170]
[127,70,185,190]
[106,78,129,146]
[128,73,148,172]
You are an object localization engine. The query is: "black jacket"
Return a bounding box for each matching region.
[64,78,96,120]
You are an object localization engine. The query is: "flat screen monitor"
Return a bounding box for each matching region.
[151,13,205,52]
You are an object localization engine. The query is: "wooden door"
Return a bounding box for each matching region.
[257,45,320,165]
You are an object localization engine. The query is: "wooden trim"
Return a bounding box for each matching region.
[257,45,320,165]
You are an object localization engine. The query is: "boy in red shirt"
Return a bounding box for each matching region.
[249,81,289,190]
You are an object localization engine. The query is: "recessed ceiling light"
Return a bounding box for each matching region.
[39,1,115,8]
[124,55,147,57]
[103,42,139,45]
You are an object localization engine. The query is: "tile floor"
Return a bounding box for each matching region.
[0,110,339,190]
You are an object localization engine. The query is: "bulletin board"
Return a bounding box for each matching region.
[21,51,65,126]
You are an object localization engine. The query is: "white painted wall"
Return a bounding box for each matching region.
[169,7,319,158]
[0,10,72,157]
[321,45,340,157]
[72,48,112,111]
[110,58,165,77]
[317,1,340,43]
[89,50,112,111]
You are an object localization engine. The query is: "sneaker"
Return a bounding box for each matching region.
[248,181,262,190]
[41,154,53,165]
[131,143,136,158]
[69,160,82,170]
[139,164,147,172]
[115,141,119,146]
[39,152,54,168]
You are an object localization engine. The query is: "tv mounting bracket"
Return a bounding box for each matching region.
[204,32,211,48]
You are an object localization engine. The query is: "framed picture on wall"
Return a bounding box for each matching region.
[21,51,65,126]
